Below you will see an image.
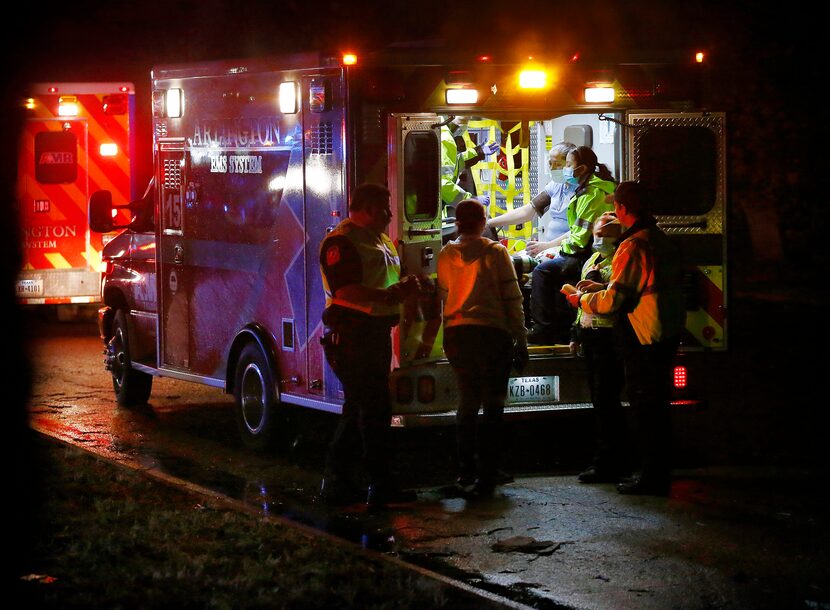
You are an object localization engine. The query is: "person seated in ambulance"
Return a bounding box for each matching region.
[524,146,616,344]
[485,141,578,255]
[441,117,498,218]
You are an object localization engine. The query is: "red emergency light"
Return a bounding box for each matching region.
[673,365,688,389]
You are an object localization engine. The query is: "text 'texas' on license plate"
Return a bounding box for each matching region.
[507,376,559,404]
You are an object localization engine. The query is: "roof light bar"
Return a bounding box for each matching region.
[519,69,547,90]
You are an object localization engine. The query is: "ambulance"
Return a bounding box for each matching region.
[17,82,136,308]
[88,50,726,449]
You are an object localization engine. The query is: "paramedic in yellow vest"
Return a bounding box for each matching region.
[318,183,420,508]
[441,117,496,216]
[568,181,686,496]
[564,212,628,485]
[527,146,616,345]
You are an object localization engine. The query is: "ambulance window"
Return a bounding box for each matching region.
[403,131,440,221]
[637,126,717,216]
[35,131,77,184]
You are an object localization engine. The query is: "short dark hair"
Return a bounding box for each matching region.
[614,181,649,217]
[454,199,486,234]
[350,183,390,212]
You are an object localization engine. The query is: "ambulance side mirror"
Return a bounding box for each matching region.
[89,190,115,233]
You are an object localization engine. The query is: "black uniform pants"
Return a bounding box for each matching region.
[580,327,628,470]
[322,310,396,487]
[618,320,679,481]
[444,325,513,483]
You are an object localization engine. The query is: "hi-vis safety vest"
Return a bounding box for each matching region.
[575,250,616,329]
[441,125,480,209]
[320,219,401,317]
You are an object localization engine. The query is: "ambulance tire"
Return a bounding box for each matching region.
[234,342,279,452]
[111,309,153,407]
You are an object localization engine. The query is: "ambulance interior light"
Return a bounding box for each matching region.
[585,85,615,103]
[279,82,298,114]
[446,88,479,105]
[166,89,183,118]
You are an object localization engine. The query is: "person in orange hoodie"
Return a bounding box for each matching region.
[438,199,528,497]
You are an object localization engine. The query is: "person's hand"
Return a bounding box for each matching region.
[575,279,604,293]
[512,342,529,373]
[525,240,553,256]
[479,141,499,156]
[565,291,582,308]
[475,194,490,207]
[416,275,435,294]
[569,341,580,355]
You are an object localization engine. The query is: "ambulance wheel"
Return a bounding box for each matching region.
[110,309,152,406]
[234,342,279,451]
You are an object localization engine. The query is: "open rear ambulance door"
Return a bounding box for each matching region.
[626,111,727,351]
[387,114,444,366]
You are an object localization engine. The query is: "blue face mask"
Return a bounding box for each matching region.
[562,166,580,186]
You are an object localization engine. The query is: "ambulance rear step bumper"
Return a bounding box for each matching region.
[390,398,706,427]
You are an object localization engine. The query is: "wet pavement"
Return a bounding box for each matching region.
[23,308,830,610]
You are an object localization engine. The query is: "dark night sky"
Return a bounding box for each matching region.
[2,0,820,274]
[6,1,803,80]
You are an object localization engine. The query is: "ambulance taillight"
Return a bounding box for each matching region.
[103,94,128,115]
[673,366,688,389]
[417,376,435,403]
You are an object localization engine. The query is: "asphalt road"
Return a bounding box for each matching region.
[22,299,830,610]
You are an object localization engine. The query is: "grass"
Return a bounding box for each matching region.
[15,434,496,610]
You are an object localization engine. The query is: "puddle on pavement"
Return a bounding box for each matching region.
[135,449,402,551]
[130,445,573,609]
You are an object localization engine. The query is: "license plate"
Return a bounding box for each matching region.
[507,376,559,404]
[16,278,44,297]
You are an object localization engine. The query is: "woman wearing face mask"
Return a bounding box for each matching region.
[563,212,629,484]
[527,146,616,344]
[485,141,577,248]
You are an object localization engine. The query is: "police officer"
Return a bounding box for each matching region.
[318,183,419,507]
[568,181,686,495]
